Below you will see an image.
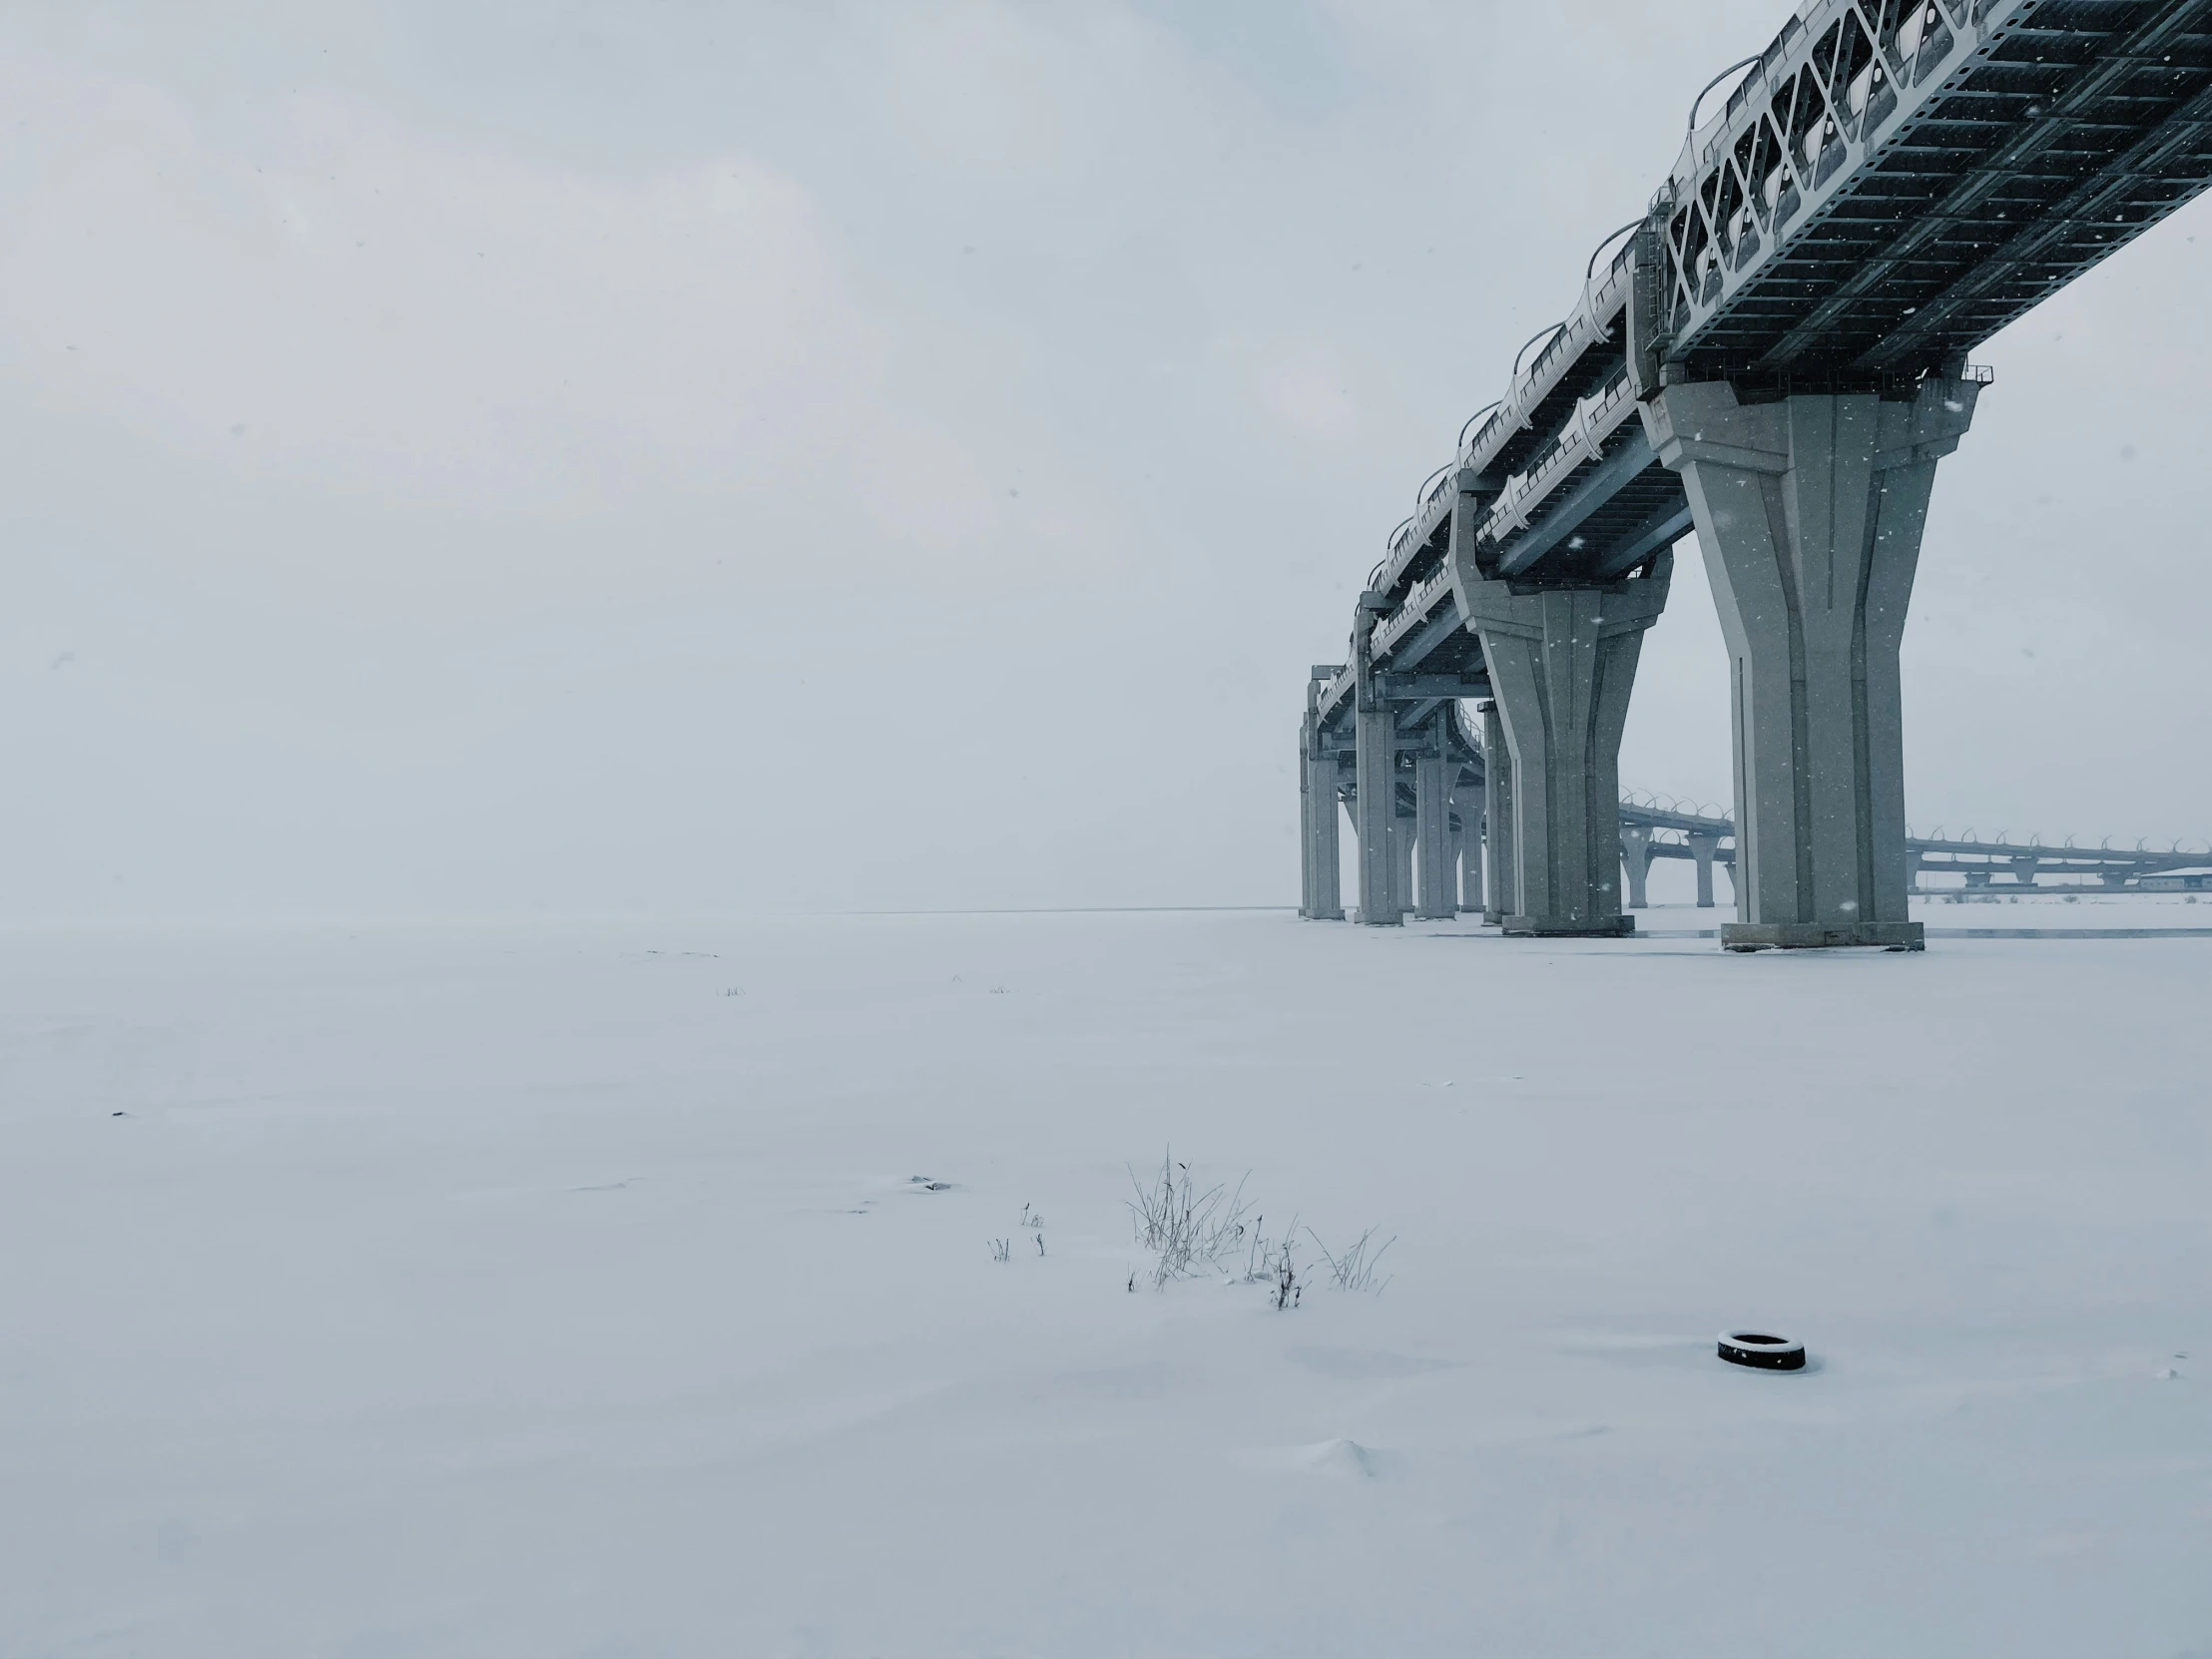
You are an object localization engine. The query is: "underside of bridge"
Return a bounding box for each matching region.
[1301,0,2212,948]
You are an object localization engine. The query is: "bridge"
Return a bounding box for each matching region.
[1298,0,2212,949]
[1297,695,2211,920]
[1615,798,2212,902]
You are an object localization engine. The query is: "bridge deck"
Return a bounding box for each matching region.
[1317,0,2212,744]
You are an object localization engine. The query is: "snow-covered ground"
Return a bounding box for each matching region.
[4,902,2207,1657]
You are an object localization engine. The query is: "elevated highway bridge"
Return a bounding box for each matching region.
[1300,0,2212,949]
[1303,699,2211,919]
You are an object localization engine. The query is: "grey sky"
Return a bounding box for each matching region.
[6,1,2207,921]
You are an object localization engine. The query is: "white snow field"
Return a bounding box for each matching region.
[3,903,2208,1659]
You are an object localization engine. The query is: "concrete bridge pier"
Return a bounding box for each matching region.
[1297,718,1312,916]
[1386,790,1415,920]
[1298,681,1345,920]
[1448,553,1672,936]
[1352,601,1399,926]
[1688,831,1722,908]
[1298,752,1343,919]
[1646,379,1978,950]
[1619,826,1653,910]
[1352,706,1397,925]
[1413,714,1455,920]
[1454,790,1483,914]
[1479,701,1515,926]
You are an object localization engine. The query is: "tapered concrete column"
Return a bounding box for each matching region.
[1447,553,1672,936]
[1314,771,1344,918]
[1413,715,1454,920]
[1299,723,1344,920]
[1300,673,1345,920]
[1298,716,1317,917]
[1453,789,1484,913]
[1480,701,1515,926]
[1620,826,1653,909]
[1386,794,1414,921]
[1646,378,1977,950]
[1353,705,1397,931]
[1353,708,1395,925]
[1688,831,1721,908]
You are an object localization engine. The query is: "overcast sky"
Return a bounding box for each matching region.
[5,1,2208,922]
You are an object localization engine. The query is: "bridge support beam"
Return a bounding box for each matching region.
[1449,554,1672,936]
[1620,826,1653,909]
[1414,714,1455,920]
[1688,831,1722,909]
[1479,701,1514,926]
[1647,379,1977,950]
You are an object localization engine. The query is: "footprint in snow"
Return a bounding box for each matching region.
[1292,1438,1382,1478]
[1244,1438,1385,1479]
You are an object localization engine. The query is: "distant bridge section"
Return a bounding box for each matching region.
[1614,800,2212,903]
[1302,0,2212,950]
[1300,709,2210,919]
[1902,831,2212,891]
